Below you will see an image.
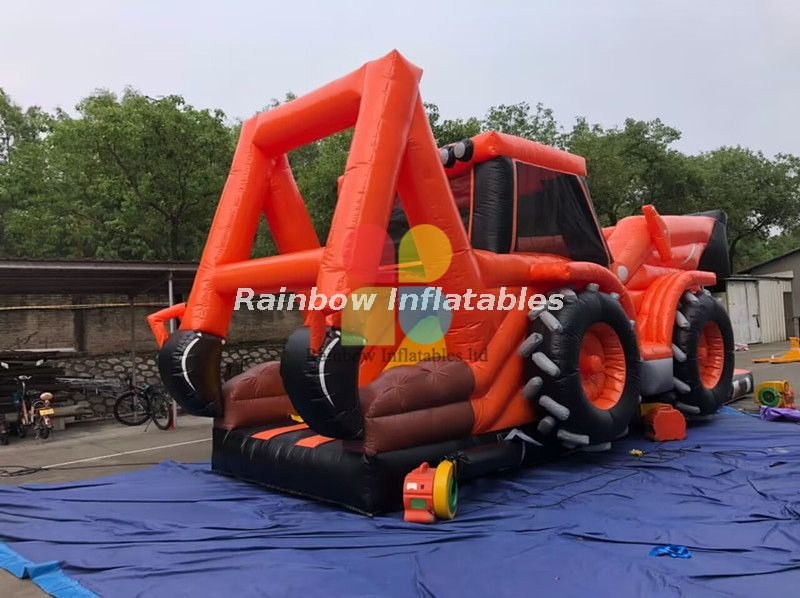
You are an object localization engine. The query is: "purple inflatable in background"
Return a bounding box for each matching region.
[760,406,800,422]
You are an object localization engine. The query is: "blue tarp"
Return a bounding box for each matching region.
[1,408,800,597]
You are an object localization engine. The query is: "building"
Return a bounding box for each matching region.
[721,275,793,344]
[742,248,800,338]
[0,259,298,354]
[0,259,300,418]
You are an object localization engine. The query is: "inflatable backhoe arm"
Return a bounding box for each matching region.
[157,51,482,417]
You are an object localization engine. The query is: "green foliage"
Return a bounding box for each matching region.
[0,89,52,163]
[291,130,352,245]
[0,89,235,260]
[693,148,800,269]
[483,102,562,147]
[1,86,798,273]
[566,117,700,224]
[425,103,481,145]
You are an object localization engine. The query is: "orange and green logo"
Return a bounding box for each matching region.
[342,224,453,347]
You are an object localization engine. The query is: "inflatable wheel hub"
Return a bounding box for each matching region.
[579,323,626,410]
[698,321,724,388]
[580,354,603,376]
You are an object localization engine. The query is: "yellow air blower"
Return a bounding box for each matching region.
[754,381,796,409]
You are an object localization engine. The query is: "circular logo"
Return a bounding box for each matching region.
[397,286,452,344]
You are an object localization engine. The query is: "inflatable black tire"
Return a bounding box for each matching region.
[281,327,364,439]
[157,329,224,418]
[522,286,641,448]
[672,290,734,416]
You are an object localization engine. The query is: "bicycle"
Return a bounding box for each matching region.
[14,375,54,440]
[113,374,174,430]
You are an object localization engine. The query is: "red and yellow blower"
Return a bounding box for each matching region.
[755,381,796,409]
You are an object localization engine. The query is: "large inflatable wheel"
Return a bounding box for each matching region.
[671,290,734,416]
[519,285,641,449]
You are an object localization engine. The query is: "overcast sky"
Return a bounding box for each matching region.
[3,1,798,156]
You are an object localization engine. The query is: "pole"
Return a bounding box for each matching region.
[166,271,178,430]
[167,270,175,333]
[129,294,136,386]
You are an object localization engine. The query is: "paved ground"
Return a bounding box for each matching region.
[730,340,800,413]
[747,341,800,389]
[0,340,798,596]
[0,414,212,485]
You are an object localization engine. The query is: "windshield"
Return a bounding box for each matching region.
[515,162,609,266]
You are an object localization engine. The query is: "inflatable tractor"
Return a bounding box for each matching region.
[149,51,734,515]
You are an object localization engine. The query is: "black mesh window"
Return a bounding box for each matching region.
[515,162,608,265]
[448,170,472,232]
[388,171,471,256]
[387,200,409,255]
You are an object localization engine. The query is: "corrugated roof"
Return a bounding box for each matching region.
[741,247,800,274]
[0,259,196,295]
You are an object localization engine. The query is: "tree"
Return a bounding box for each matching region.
[425,102,481,145]
[2,85,799,274]
[0,89,53,252]
[483,102,561,147]
[0,89,51,163]
[694,148,800,270]
[0,89,235,260]
[566,117,701,224]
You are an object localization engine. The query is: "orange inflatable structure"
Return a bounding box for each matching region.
[151,51,735,514]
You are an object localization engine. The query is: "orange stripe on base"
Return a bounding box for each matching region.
[251,423,307,441]
[295,434,336,448]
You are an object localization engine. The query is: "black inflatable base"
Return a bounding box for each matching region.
[212,421,550,514]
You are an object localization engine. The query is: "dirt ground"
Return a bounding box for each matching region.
[0,340,798,596]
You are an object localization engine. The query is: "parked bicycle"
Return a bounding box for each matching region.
[14,375,54,440]
[113,374,173,430]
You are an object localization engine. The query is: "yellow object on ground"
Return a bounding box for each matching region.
[754,380,796,409]
[432,460,458,520]
[753,337,800,364]
[629,449,644,457]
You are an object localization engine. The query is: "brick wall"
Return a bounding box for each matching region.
[56,343,284,418]
[1,293,304,419]
[0,295,77,349]
[0,293,302,353]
